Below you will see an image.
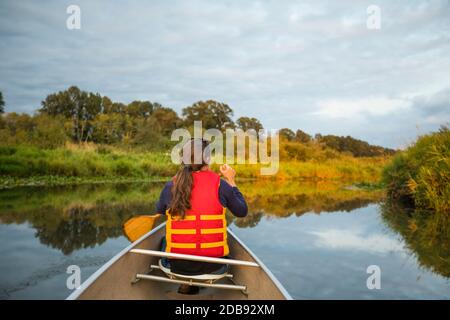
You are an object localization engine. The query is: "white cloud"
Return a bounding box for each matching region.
[311,97,411,120]
[309,228,404,254]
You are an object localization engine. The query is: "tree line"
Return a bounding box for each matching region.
[0,87,394,156]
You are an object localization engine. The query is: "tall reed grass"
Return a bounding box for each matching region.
[382,126,449,214]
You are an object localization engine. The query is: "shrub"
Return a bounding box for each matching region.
[113,160,136,176]
[383,126,449,213]
[0,146,17,156]
[0,157,27,176]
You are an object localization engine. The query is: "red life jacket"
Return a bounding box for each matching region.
[165,170,229,257]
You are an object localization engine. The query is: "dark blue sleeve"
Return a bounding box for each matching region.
[156,181,173,215]
[219,179,248,217]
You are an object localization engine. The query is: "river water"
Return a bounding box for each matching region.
[0,181,449,299]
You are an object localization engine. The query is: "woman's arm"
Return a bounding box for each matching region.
[155,181,173,215]
[219,164,248,217]
[219,179,248,217]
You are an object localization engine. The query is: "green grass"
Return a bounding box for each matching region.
[0,143,390,188]
[382,126,449,214]
[217,156,389,183]
[0,175,168,189]
[0,144,178,181]
[353,181,385,190]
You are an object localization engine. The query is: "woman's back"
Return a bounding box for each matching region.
[165,170,229,257]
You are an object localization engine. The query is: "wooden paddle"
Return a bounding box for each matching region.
[123,214,162,242]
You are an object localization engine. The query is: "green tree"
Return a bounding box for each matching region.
[278,128,295,141]
[103,99,126,114]
[150,107,182,136]
[101,96,113,113]
[0,112,33,145]
[126,100,154,118]
[91,113,124,144]
[295,129,312,143]
[30,114,68,148]
[182,100,235,130]
[131,107,182,149]
[0,113,67,148]
[40,86,102,143]
[0,91,4,114]
[320,134,395,157]
[119,114,137,144]
[82,92,103,142]
[236,117,263,132]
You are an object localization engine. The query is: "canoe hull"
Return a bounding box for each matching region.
[68,223,291,300]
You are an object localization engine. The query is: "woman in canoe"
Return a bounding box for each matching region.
[156,138,248,293]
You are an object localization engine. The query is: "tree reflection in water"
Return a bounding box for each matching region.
[0,183,163,254]
[380,200,450,278]
[0,181,385,255]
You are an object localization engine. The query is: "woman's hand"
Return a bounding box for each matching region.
[220,164,237,187]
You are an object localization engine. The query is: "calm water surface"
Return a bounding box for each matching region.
[0,182,449,299]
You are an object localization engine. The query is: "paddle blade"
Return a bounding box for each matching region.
[123,214,161,242]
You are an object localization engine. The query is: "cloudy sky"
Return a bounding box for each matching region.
[1,0,449,148]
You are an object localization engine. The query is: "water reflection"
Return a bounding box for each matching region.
[0,181,449,299]
[380,201,450,278]
[0,183,163,254]
[229,180,383,227]
[0,181,382,254]
[308,228,404,254]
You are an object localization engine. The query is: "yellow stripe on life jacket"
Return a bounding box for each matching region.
[171,228,196,235]
[200,214,224,220]
[200,241,226,249]
[201,227,226,234]
[170,242,196,249]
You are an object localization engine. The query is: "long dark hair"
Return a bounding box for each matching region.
[169,139,210,218]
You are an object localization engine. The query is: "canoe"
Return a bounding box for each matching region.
[67,223,291,300]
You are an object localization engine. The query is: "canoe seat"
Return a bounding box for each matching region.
[158,259,230,282]
[130,249,258,294]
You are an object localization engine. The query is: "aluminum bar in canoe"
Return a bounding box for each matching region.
[130,249,259,267]
[135,274,247,291]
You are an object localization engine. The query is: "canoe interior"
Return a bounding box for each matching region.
[75,224,288,300]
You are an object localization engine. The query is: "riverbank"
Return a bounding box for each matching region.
[0,175,170,189]
[0,144,390,189]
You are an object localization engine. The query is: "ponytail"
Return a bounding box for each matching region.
[169,166,194,219]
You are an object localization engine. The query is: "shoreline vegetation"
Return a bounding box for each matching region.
[383,126,449,214]
[0,143,390,189]
[381,126,449,271]
[0,86,395,189]
[0,87,448,217]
